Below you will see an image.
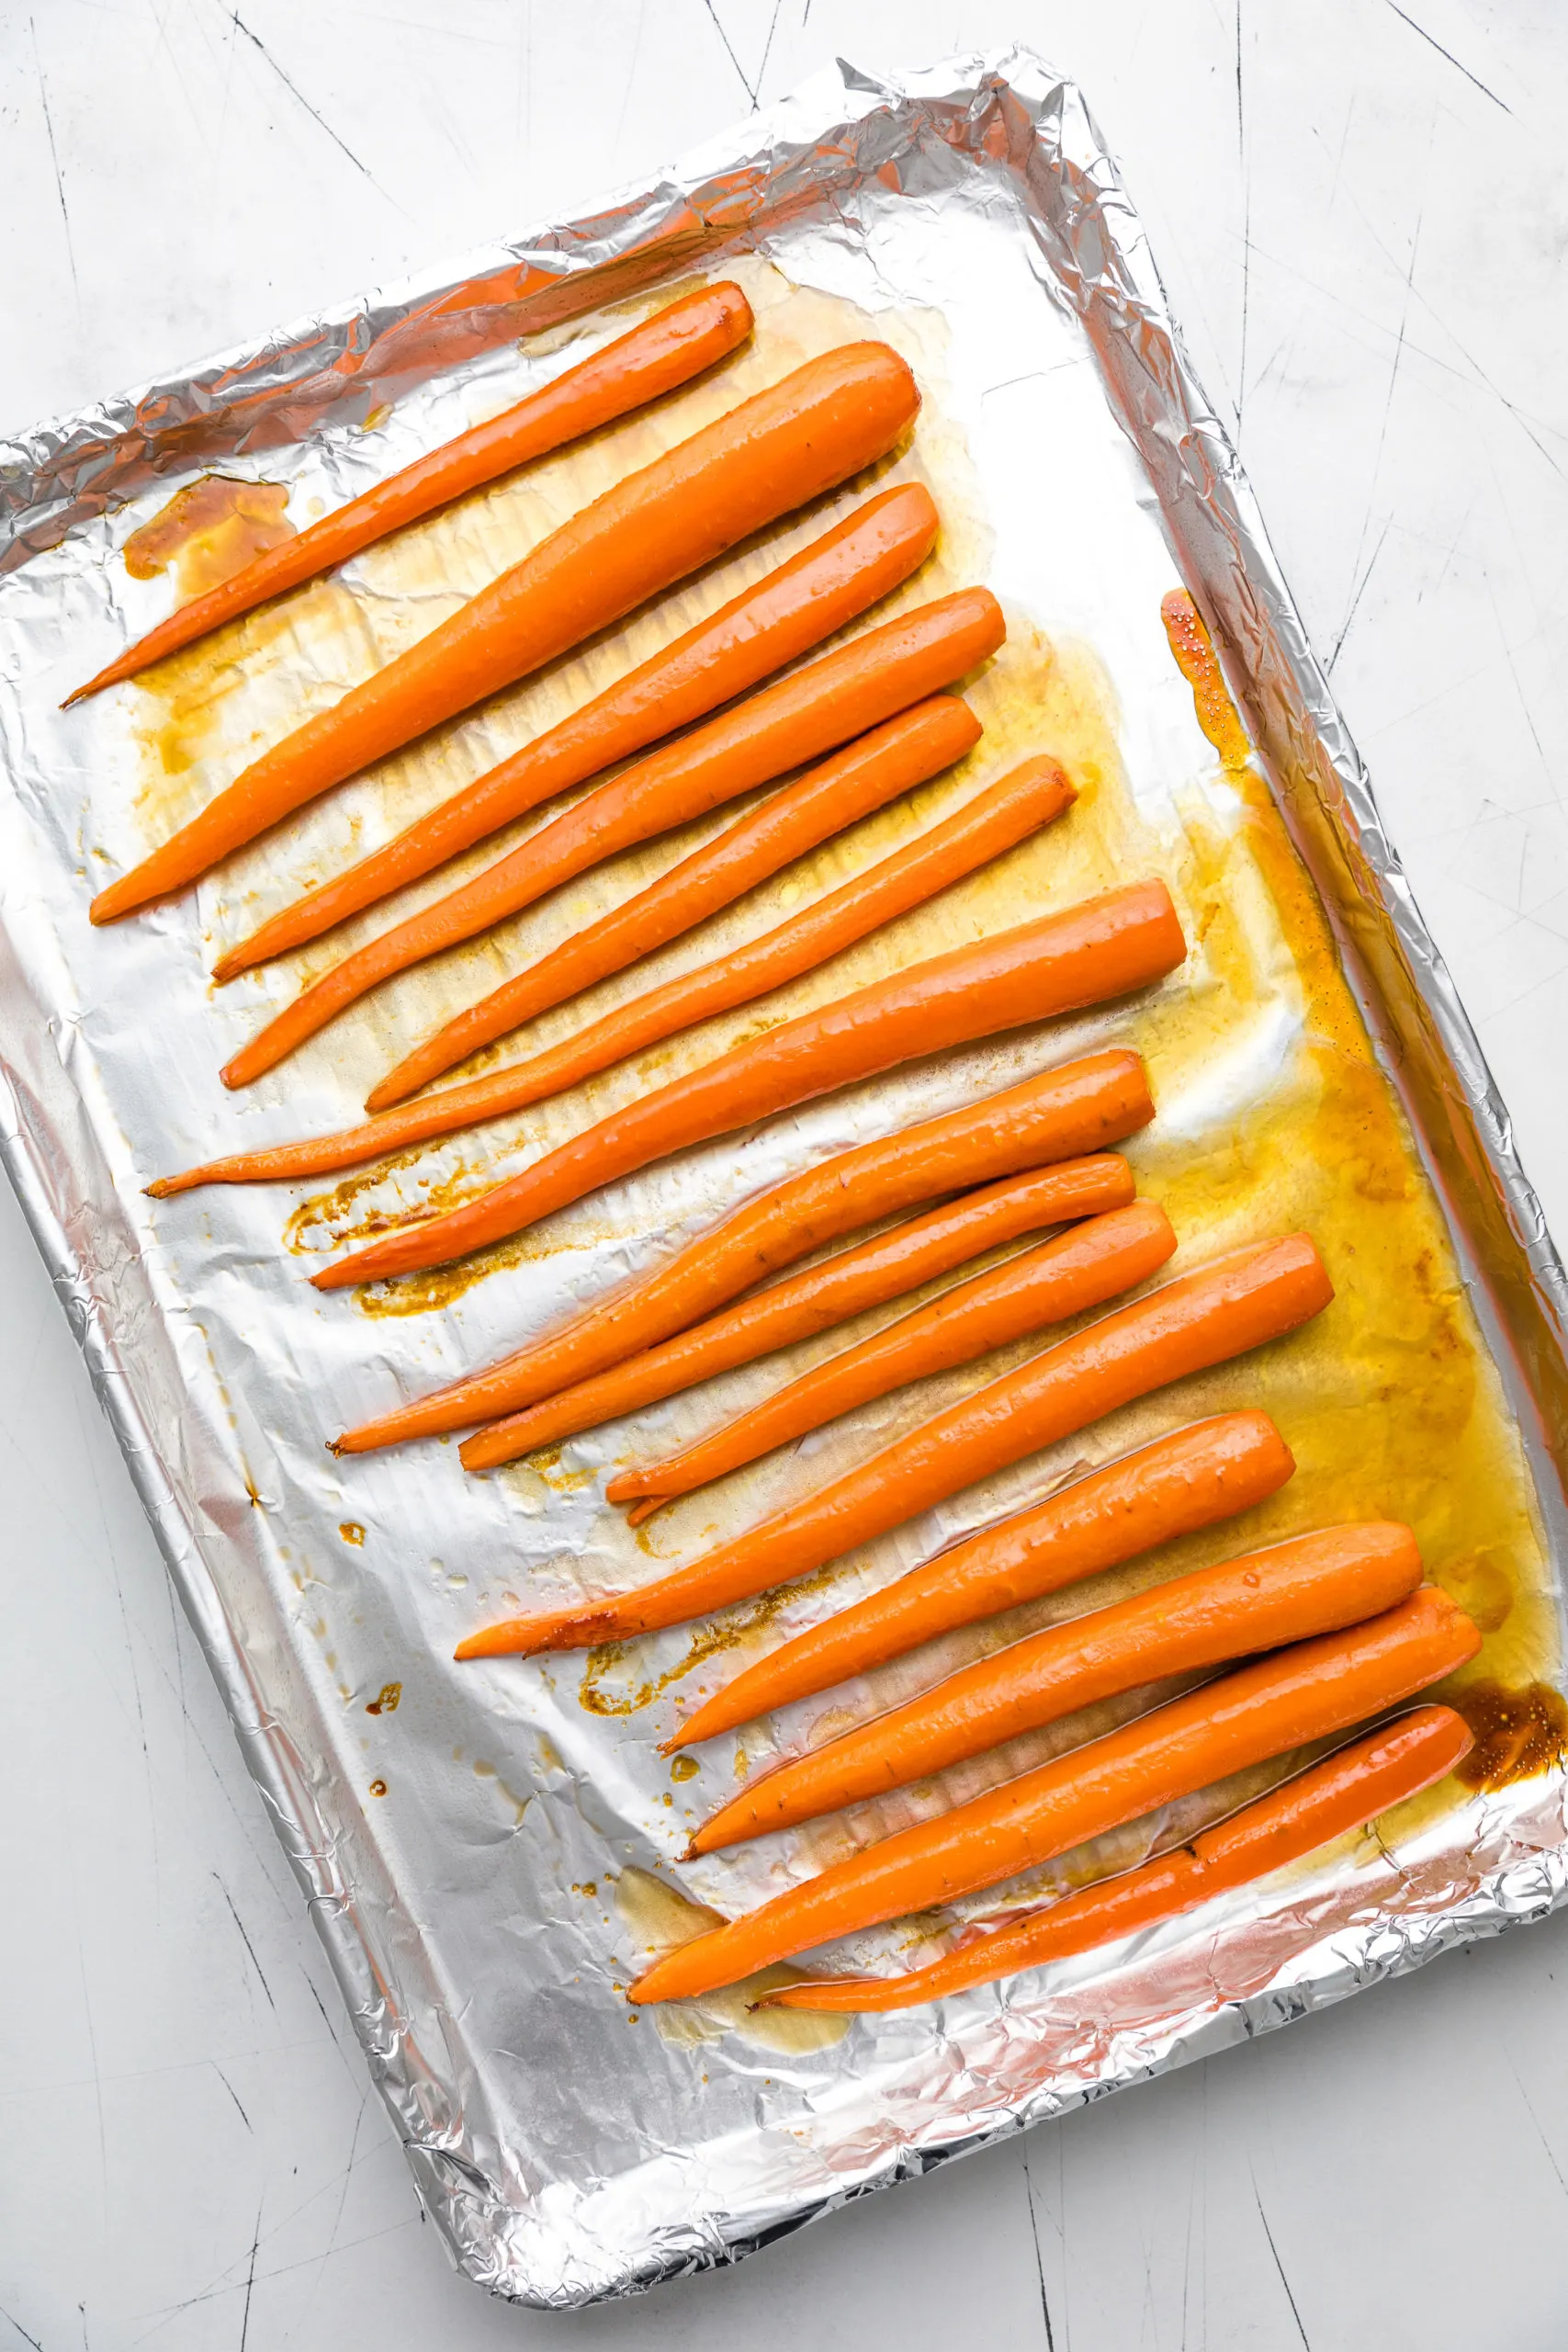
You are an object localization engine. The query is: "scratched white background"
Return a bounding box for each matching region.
[3,3,1567,2345]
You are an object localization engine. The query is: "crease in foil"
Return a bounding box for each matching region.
[1,47,1566,2308]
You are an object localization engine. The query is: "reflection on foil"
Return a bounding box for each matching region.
[2,49,1566,2309]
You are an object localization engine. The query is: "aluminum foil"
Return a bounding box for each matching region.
[3,48,1568,2308]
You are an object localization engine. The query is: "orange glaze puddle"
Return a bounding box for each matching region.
[1160,589,1250,773]
[1450,1680,1568,1790]
[123,475,295,599]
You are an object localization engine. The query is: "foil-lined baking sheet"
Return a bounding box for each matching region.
[3,49,1567,2309]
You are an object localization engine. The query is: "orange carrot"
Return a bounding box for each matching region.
[69,284,754,708]
[763,1705,1473,2011]
[89,341,919,922]
[610,1200,1179,1524]
[459,1154,1134,1472]
[693,1521,1424,1850]
[156,743,1071,1195]
[667,1412,1295,1751]
[627,1590,1480,2003]
[213,483,940,977]
[456,1233,1330,1659]
[315,883,1185,1290]
[220,588,1006,1087]
[332,1050,1154,1454]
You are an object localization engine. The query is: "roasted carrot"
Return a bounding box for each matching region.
[460,1155,1134,1471]
[213,483,940,976]
[157,745,1075,1193]
[627,1589,1480,2003]
[221,588,1006,1087]
[693,1521,1424,1850]
[314,882,1185,1289]
[89,341,919,922]
[667,1412,1295,1750]
[68,284,754,707]
[610,1201,1179,1524]
[763,1705,1473,2010]
[455,1233,1330,1658]
[333,1050,1153,1453]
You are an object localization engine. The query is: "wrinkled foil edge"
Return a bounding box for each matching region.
[2,45,1565,2307]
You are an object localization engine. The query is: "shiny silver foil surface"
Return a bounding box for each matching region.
[3,49,1567,2308]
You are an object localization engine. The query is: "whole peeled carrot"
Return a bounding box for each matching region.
[214,483,940,977]
[221,587,1006,1088]
[158,741,1071,1192]
[333,1049,1153,1454]
[764,1705,1473,2011]
[668,1412,1295,1750]
[612,1200,1179,1524]
[628,1589,1480,2003]
[455,1233,1331,1659]
[314,882,1185,1289]
[693,1521,1424,1850]
[460,1155,1134,1472]
[68,284,754,707]
[90,341,920,922]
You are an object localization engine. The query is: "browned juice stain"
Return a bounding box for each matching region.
[368,1778,388,1797]
[577,1566,840,1717]
[365,1680,401,1715]
[123,475,295,598]
[338,1519,365,1545]
[1450,1680,1568,1791]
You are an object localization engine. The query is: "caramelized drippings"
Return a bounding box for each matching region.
[1450,1679,1568,1791]
[123,476,295,599]
[1161,588,1251,773]
[365,1681,401,1716]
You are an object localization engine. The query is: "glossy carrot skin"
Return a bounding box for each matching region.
[628,1590,1480,2003]
[90,341,920,922]
[669,1412,1295,1750]
[611,1200,1179,1521]
[333,1050,1154,1454]
[315,882,1185,1290]
[221,587,1006,1089]
[70,285,755,708]
[214,482,940,977]
[461,1155,1134,1469]
[764,1705,1474,2011]
[693,1521,1425,1850]
[457,1234,1331,1659]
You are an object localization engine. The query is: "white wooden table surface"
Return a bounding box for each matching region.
[3,5,1567,2344]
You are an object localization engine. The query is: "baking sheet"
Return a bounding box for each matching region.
[3,48,1567,2309]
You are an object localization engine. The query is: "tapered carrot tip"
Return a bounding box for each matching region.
[454,1620,537,1661]
[454,1610,604,1659]
[626,1498,663,1528]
